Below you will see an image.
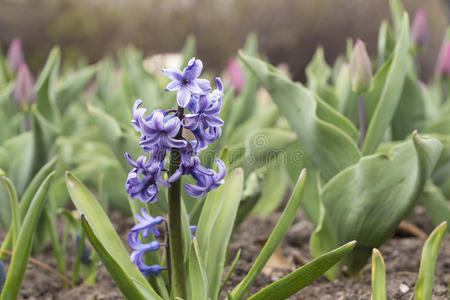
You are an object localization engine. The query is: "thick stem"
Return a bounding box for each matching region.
[358,95,367,149]
[167,106,186,299]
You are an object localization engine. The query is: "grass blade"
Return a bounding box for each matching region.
[0,176,20,246]
[371,249,386,300]
[414,221,447,300]
[248,241,356,300]
[219,249,241,295]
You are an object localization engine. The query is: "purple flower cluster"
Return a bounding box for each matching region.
[125,57,226,276]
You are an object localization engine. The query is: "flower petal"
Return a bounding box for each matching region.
[162,68,183,81]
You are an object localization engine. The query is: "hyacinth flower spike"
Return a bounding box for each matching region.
[126,57,225,298]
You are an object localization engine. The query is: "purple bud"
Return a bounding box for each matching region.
[436,42,450,78]
[227,59,246,93]
[6,38,25,72]
[13,64,36,110]
[410,9,428,49]
[349,39,372,94]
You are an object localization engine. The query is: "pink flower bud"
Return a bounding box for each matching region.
[436,41,450,78]
[410,9,428,49]
[349,39,372,94]
[13,64,36,110]
[227,59,246,93]
[6,38,25,72]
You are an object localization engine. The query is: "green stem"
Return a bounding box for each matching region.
[358,94,367,149]
[167,106,186,299]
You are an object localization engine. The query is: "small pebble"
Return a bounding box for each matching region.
[399,283,410,293]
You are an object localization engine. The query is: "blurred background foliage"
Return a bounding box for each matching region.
[0,0,448,82]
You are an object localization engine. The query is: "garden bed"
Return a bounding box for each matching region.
[1,206,448,299]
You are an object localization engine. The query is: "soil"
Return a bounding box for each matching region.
[0,207,448,300]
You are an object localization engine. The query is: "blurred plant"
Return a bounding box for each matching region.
[12,63,36,112]
[0,260,4,293]
[226,59,246,93]
[410,8,429,53]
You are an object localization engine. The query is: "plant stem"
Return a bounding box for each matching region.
[167,106,186,299]
[358,95,367,149]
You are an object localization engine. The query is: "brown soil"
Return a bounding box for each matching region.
[1,207,448,299]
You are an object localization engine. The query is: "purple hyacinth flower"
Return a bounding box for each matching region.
[410,9,428,49]
[436,41,450,78]
[13,63,36,110]
[162,57,211,107]
[125,152,169,203]
[168,147,214,184]
[132,208,164,238]
[132,100,187,150]
[7,38,25,72]
[184,158,226,198]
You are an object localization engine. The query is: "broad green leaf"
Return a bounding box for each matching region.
[0,157,58,259]
[0,177,20,245]
[239,52,360,180]
[391,75,426,140]
[414,222,447,300]
[248,241,356,300]
[81,217,160,300]
[187,238,208,300]
[377,21,395,67]
[371,249,386,300]
[0,172,55,300]
[196,168,244,300]
[362,14,410,155]
[65,172,158,297]
[420,182,450,232]
[35,47,61,122]
[322,133,442,274]
[230,169,306,300]
[335,63,358,125]
[389,0,405,37]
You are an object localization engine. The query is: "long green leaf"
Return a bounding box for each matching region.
[371,249,386,300]
[187,238,208,300]
[362,13,409,154]
[196,168,244,299]
[248,241,356,300]
[80,217,159,300]
[239,52,360,180]
[0,177,20,246]
[414,222,447,300]
[230,169,306,300]
[65,172,160,299]
[0,172,55,300]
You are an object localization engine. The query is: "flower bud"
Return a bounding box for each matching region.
[436,41,450,79]
[13,64,36,110]
[349,39,372,94]
[410,9,428,50]
[6,38,25,72]
[227,59,246,93]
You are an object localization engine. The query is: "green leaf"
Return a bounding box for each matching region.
[391,75,426,140]
[196,168,244,300]
[362,14,410,155]
[306,47,331,92]
[371,249,386,300]
[219,249,241,295]
[239,52,360,180]
[35,47,61,122]
[419,182,450,232]
[414,222,447,300]
[182,35,196,67]
[230,169,306,300]
[248,241,356,300]
[0,172,55,300]
[65,172,159,299]
[0,176,20,245]
[322,133,442,274]
[187,238,208,300]
[389,0,405,37]
[377,21,396,67]
[81,217,160,300]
